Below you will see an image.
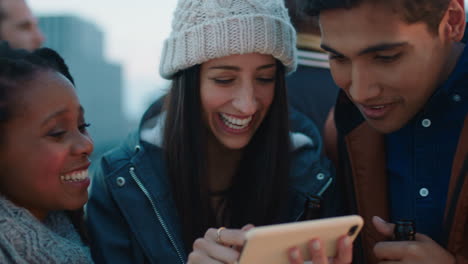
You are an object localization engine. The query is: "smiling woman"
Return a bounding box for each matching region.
[200,54,277,150]
[0,43,94,263]
[85,1,346,264]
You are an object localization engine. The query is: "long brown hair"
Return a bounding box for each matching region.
[163,61,291,250]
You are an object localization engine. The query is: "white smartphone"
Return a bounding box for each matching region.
[238,215,363,264]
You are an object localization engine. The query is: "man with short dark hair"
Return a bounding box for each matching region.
[0,0,44,51]
[308,0,467,263]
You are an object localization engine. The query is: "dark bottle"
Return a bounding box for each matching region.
[394,220,416,241]
[301,195,323,220]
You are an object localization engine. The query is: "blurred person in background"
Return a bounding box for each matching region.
[285,0,339,136]
[0,0,44,51]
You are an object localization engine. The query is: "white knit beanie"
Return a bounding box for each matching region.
[160,0,297,79]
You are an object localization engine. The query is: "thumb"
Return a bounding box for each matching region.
[242,224,255,232]
[415,233,434,243]
[234,224,255,253]
[372,216,395,238]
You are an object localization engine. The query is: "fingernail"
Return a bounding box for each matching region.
[290,248,300,260]
[344,237,351,247]
[312,240,321,250]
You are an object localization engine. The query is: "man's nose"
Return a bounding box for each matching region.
[349,65,381,103]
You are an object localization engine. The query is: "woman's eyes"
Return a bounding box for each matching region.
[213,78,234,84]
[79,123,91,133]
[47,130,66,139]
[257,77,275,83]
[212,77,275,84]
[47,123,91,139]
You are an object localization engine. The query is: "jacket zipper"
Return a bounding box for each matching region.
[318,177,333,196]
[295,177,333,221]
[128,166,185,264]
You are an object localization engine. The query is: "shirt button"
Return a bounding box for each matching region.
[116,177,126,187]
[419,188,429,197]
[421,119,431,128]
[452,94,461,102]
[316,173,325,180]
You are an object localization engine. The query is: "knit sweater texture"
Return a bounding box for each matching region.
[0,195,93,264]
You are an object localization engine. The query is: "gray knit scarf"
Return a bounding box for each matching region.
[0,195,93,264]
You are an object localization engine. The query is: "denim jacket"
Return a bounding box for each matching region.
[86,104,334,264]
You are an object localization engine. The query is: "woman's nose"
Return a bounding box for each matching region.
[71,132,94,157]
[232,82,258,115]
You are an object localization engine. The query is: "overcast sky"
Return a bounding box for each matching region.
[29,0,177,120]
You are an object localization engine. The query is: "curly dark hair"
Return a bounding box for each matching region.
[0,42,89,244]
[0,42,74,121]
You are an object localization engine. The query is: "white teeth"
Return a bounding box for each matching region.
[60,170,89,182]
[219,113,252,130]
[371,106,384,109]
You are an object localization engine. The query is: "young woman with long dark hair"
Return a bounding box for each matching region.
[86,0,352,263]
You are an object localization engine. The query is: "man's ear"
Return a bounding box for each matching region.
[441,0,466,41]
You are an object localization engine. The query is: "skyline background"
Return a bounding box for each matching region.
[29,0,468,121]
[38,15,128,157]
[29,0,177,121]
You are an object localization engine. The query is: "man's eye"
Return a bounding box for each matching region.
[329,54,348,63]
[375,53,402,63]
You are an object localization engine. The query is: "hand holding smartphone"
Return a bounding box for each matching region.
[238,215,363,264]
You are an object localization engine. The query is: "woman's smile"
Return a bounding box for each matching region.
[218,112,254,132]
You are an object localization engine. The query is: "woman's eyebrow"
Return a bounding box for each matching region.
[208,65,240,71]
[257,64,276,70]
[41,108,69,126]
[208,63,276,71]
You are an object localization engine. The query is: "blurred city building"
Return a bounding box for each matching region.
[39,15,129,159]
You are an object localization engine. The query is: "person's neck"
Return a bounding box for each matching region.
[438,41,465,84]
[6,195,48,221]
[206,135,242,194]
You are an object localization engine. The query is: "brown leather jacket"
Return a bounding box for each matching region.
[324,92,468,264]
